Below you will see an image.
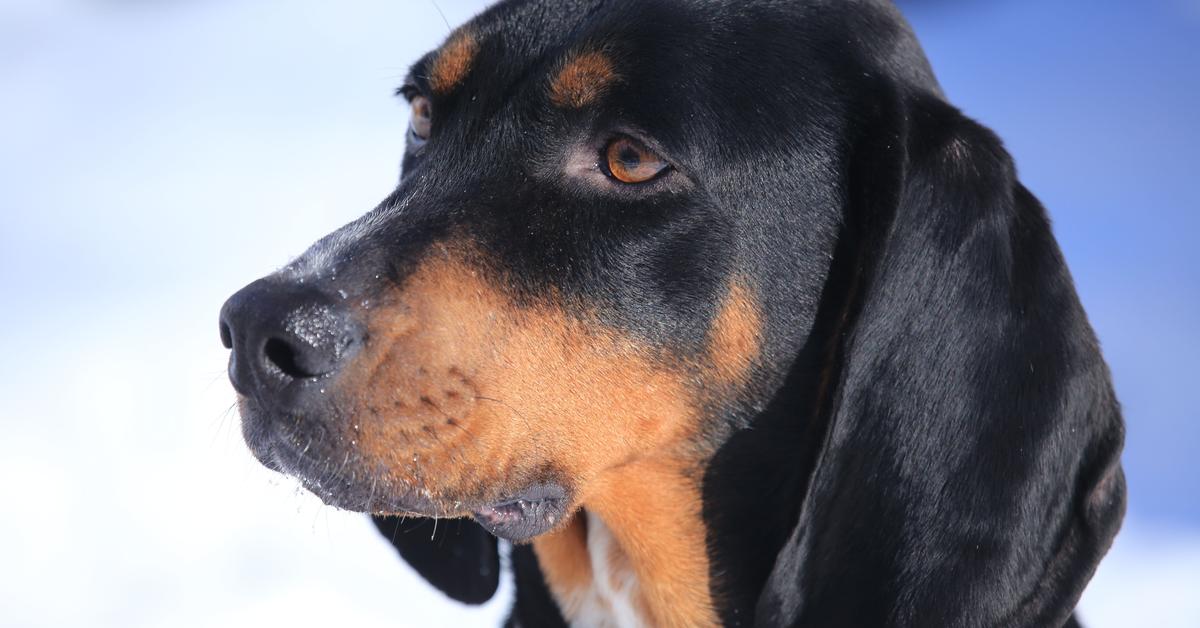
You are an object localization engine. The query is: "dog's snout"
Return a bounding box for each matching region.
[219,278,364,405]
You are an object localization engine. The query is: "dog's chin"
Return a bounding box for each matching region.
[304,473,570,543]
[240,403,571,542]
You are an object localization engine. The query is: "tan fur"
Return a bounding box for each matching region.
[429,30,479,95]
[339,239,695,515]
[329,241,763,626]
[707,280,763,384]
[534,513,593,589]
[533,514,602,618]
[584,458,717,627]
[551,50,620,108]
[605,530,633,591]
[533,459,717,627]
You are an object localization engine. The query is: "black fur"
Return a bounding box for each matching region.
[371,517,500,606]
[229,0,1125,625]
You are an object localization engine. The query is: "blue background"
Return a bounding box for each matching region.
[899,0,1200,525]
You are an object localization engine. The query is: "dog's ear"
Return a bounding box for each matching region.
[756,91,1126,627]
[372,515,500,605]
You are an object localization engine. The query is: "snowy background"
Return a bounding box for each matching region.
[0,0,1196,626]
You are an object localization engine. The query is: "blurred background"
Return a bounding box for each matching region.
[0,0,1195,625]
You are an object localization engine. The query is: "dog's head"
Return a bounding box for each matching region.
[220,0,862,539]
[221,0,1124,624]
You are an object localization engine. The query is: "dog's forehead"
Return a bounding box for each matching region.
[412,0,614,94]
[414,0,917,133]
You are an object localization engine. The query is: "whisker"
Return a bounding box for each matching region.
[429,0,452,32]
[210,401,240,450]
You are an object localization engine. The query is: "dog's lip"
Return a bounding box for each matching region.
[471,482,571,542]
[242,400,572,536]
[476,483,568,517]
[361,483,571,533]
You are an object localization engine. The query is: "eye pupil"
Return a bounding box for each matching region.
[606,138,667,184]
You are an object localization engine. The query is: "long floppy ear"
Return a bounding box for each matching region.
[756,92,1126,627]
[372,515,500,605]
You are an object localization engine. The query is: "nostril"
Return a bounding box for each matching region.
[219,321,233,349]
[264,337,320,379]
[222,279,364,394]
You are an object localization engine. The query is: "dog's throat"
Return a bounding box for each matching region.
[531,459,718,628]
[543,512,646,628]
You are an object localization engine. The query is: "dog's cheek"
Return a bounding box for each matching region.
[331,240,702,500]
[469,309,699,487]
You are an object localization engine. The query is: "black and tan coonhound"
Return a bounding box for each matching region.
[219,0,1126,625]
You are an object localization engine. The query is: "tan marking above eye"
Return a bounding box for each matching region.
[551,50,619,109]
[410,96,433,142]
[429,30,478,95]
[606,138,669,184]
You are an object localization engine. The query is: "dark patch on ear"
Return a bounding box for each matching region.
[372,515,500,605]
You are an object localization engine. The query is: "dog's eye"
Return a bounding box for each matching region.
[605,137,669,184]
[409,96,433,143]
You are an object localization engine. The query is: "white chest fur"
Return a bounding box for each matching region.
[566,511,647,628]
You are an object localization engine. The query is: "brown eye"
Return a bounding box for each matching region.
[409,96,433,142]
[605,137,669,184]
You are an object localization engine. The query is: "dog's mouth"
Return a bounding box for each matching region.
[471,483,570,542]
[242,400,572,542]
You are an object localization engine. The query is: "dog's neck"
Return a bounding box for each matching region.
[532,454,718,628]
[530,297,840,627]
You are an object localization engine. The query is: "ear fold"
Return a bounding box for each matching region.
[757,93,1125,627]
[372,515,500,605]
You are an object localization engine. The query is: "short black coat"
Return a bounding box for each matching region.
[245,0,1125,625]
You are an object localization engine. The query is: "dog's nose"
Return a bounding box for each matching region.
[219,278,364,406]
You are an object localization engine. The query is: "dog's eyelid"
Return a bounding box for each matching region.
[396,83,422,102]
[397,68,436,101]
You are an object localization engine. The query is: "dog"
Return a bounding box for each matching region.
[219,0,1126,625]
